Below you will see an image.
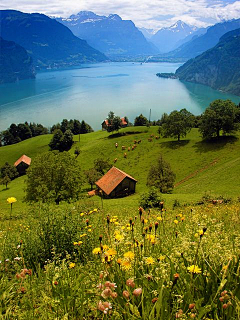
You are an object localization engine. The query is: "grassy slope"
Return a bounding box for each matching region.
[1,126,240,212]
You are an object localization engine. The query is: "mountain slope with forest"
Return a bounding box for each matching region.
[175,28,240,96]
[0,10,107,69]
[0,37,35,84]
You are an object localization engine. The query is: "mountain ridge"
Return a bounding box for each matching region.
[56,11,159,58]
[175,28,240,96]
[0,10,108,69]
[0,36,35,84]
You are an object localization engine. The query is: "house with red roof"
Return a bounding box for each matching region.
[102,117,128,130]
[95,166,137,198]
[14,155,31,175]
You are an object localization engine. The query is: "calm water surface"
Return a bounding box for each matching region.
[0,62,239,131]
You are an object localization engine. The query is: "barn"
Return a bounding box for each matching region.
[95,167,137,198]
[14,155,31,175]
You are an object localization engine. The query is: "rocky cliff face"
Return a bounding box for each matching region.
[0,37,35,84]
[0,10,107,69]
[176,29,240,96]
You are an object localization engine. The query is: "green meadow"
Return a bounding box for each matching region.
[1,126,240,212]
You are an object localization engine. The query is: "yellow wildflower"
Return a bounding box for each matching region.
[121,259,132,271]
[145,257,155,265]
[92,247,101,255]
[187,265,202,274]
[115,233,124,241]
[80,213,85,216]
[88,229,92,232]
[69,262,76,269]
[78,241,83,245]
[93,208,98,212]
[157,216,163,221]
[73,242,78,246]
[105,248,117,257]
[80,233,87,238]
[124,251,134,260]
[7,197,17,204]
[158,255,166,261]
[174,220,179,224]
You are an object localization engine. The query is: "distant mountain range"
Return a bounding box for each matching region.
[56,11,159,58]
[175,28,240,96]
[156,18,240,60]
[0,10,107,71]
[0,37,35,84]
[149,21,199,53]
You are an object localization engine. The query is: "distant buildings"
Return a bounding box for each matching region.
[102,117,128,130]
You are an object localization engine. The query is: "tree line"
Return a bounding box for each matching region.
[133,100,240,140]
[0,119,93,147]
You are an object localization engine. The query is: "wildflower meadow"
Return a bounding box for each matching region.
[0,200,239,319]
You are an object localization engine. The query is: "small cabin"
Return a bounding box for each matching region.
[102,117,128,130]
[14,155,31,175]
[95,166,137,198]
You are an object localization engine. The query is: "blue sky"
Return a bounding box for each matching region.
[0,0,240,29]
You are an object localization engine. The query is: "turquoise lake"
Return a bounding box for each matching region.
[0,62,240,131]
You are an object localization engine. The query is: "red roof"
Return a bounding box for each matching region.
[95,167,137,195]
[102,118,127,127]
[121,117,127,126]
[14,155,31,167]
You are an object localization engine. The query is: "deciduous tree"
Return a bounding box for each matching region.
[199,99,239,139]
[25,152,82,204]
[161,109,194,141]
[134,114,148,126]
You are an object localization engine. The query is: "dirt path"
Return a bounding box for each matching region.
[174,159,218,188]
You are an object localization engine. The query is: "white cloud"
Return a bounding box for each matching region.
[0,0,240,30]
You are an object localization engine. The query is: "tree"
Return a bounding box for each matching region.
[161,109,194,141]
[49,129,73,152]
[25,151,82,204]
[106,111,121,133]
[49,129,64,151]
[80,120,93,134]
[1,162,19,180]
[199,99,239,139]
[61,129,74,151]
[72,120,81,135]
[147,155,175,193]
[17,123,32,141]
[94,158,111,175]
[1,175,11,189]
[85,168,101,190]
[134,114,148,126]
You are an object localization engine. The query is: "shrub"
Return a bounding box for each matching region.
[147,155,176,193]
[140,187,163,209]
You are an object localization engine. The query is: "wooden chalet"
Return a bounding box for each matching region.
[14,155,31,175]
[95,167,137,198]
[102,117,128,130]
